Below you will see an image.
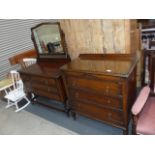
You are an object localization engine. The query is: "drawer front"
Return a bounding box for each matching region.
[69,89,122,109]
[20,74,32,92]
[66,76,122,96]
[31,76,56,86]
[31,83,58,93]
[20,74,30,82]
[72,100,123,126]
[32,88,60,101]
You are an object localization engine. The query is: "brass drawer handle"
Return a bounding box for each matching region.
[75,92,79,98]
[106,86,110,94]
[82,73,96,79]
[72,82,76,86]
[108,113,112,119]
[44,81,48,84]
[107,99,111,104]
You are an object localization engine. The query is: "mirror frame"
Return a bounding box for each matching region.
[31,22,68,60]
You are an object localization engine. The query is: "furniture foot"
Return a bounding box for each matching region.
[66,109,71,117]
[71,111,77,120]
[123,129,128,135]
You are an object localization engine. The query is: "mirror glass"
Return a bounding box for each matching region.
[32,23,65,56]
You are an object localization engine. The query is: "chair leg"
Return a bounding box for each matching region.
[5,100,14,109]
[5,99,10,108]
[15,102,19,110]
[15,97,30,112]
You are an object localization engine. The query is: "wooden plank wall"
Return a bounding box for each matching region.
[60,19,139,59]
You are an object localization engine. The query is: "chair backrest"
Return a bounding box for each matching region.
[21,58,37,69]
[9,70,23,90]
[149,55,155,93]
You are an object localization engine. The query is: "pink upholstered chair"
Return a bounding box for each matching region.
[131,86,155,134]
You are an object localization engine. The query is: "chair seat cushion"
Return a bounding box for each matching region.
[137,97,155,134]
[5,89,25,102]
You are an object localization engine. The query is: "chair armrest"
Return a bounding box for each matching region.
[131,86,150,115]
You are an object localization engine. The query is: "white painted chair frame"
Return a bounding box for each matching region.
[4,70,30,112]
[21,58,37,69]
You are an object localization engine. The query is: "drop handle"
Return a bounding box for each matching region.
[107,99,111,104]
[108,113,112,119]
[82,73,96,79]
[105,86,110,94]
[72,82,76,86]
[75,92,79,98]
[47,88,50,92]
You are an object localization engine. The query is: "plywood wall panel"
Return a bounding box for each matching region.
[60,19,138,59]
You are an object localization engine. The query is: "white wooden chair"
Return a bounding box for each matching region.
[21,58,37,69]
[4,70,30,112]
[20,58,37,99]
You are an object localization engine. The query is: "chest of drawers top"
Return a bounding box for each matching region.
[61,54,138,78]
[19,60,69,78]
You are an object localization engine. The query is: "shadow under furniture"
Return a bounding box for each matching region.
[61,53,138,135]
[19,22,70,112]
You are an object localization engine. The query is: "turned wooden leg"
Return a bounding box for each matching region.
[31,94,38,104]
[132,116,137,135]
[123,129,128,135]
[64,100,71,117]
[66,109,71,117]
[71,111,77,120]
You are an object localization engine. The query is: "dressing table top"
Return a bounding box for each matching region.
[19,60,68,78]
[61,54,138,78]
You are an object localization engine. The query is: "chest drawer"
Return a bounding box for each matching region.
[66,75,122,96]
[69,89,122,109]
[32,87,60,100]
[72,100,123,126]
[20,74,30,81]
[31,76,56,86]
[31,83,58,93]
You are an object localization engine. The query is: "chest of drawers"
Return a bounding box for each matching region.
[19,61,68,111]
[61,54,138,134]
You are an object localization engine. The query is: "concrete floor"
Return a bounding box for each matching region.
[0,100,77,135]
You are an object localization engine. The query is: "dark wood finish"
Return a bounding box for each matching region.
[9,49,37,65]
[19,22,70,112]
[61,54,138,134]
[31,22,69,61]
[19,59,70,111]
[150,56,155,92]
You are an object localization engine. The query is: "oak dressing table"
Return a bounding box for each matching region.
[19,22,70,111]
[61,54,138,134]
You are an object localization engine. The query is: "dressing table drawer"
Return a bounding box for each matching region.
[31,76,56,86]
[31,83,58,93]
[66,75,122,97]
[69,89,122,110]
[72,100,123,126]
